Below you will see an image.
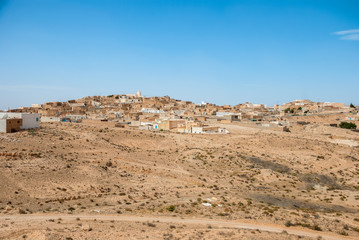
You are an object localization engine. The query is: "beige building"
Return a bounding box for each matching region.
[159,120,186,131]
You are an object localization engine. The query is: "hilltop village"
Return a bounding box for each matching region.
[1,92,359,239]
[2,91,358,134]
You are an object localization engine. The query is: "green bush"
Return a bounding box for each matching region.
[339,122,357,129]
[68,207,75,211]
[167,205,175,212]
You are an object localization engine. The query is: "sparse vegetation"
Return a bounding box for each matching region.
[167,205,175,212]
[339,121,357,129]
[1,110,358,239]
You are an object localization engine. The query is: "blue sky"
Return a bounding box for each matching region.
[0,0,358,109]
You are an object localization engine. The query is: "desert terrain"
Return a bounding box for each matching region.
[1,118,359,239]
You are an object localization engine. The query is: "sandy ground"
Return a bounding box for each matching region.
[0,214,354,240]
[0,118,359,239]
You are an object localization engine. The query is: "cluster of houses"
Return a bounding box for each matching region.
[116,118,230,134]
[1,92,357,133]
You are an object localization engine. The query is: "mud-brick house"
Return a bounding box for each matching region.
[0,118,23,133]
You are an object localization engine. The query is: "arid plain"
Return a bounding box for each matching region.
[1,117,359,240]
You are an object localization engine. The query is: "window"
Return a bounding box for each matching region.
[36,118,39,122]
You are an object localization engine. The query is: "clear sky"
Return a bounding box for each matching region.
[0,0,358,109]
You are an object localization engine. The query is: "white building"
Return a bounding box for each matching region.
[216,112,237,117]
[192,127,203,134]
[139,125,153,131]
[41,116,61,122]
[66,114,87,120]
[69,103,85,108]
[32,104,43,108]
[345,116,358,121]
[0,113,40,129]
[192,126,230,134]
[141,108,165,114]
[218,128,230,134]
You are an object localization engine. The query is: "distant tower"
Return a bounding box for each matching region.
[137,90,142,97]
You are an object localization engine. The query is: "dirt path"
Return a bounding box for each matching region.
[0,214,353,240]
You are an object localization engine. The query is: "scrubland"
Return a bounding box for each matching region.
[0,119,358,239]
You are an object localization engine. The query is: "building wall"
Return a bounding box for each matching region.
[0,119,22,133]
[20,113,40,129]
[0,119,6,133]
[41,116,61,122]
[6,119,22,132]
[130,121,141,127]
[32,104,43,108]
[216,112,236,117]
[0,118,23,133]
[159,120,186,130]
[169,120,185,129]
[202,126,219,132]
[192,126,220,134]
[0,113,39,129]
[38,109,60,116]
[0,113,9,119]
[139,125,152,130]
[159,121,170,130]
[192,127,203,133]
[66,114,87,120]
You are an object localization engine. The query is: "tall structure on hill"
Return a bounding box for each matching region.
[137,90,142,97]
